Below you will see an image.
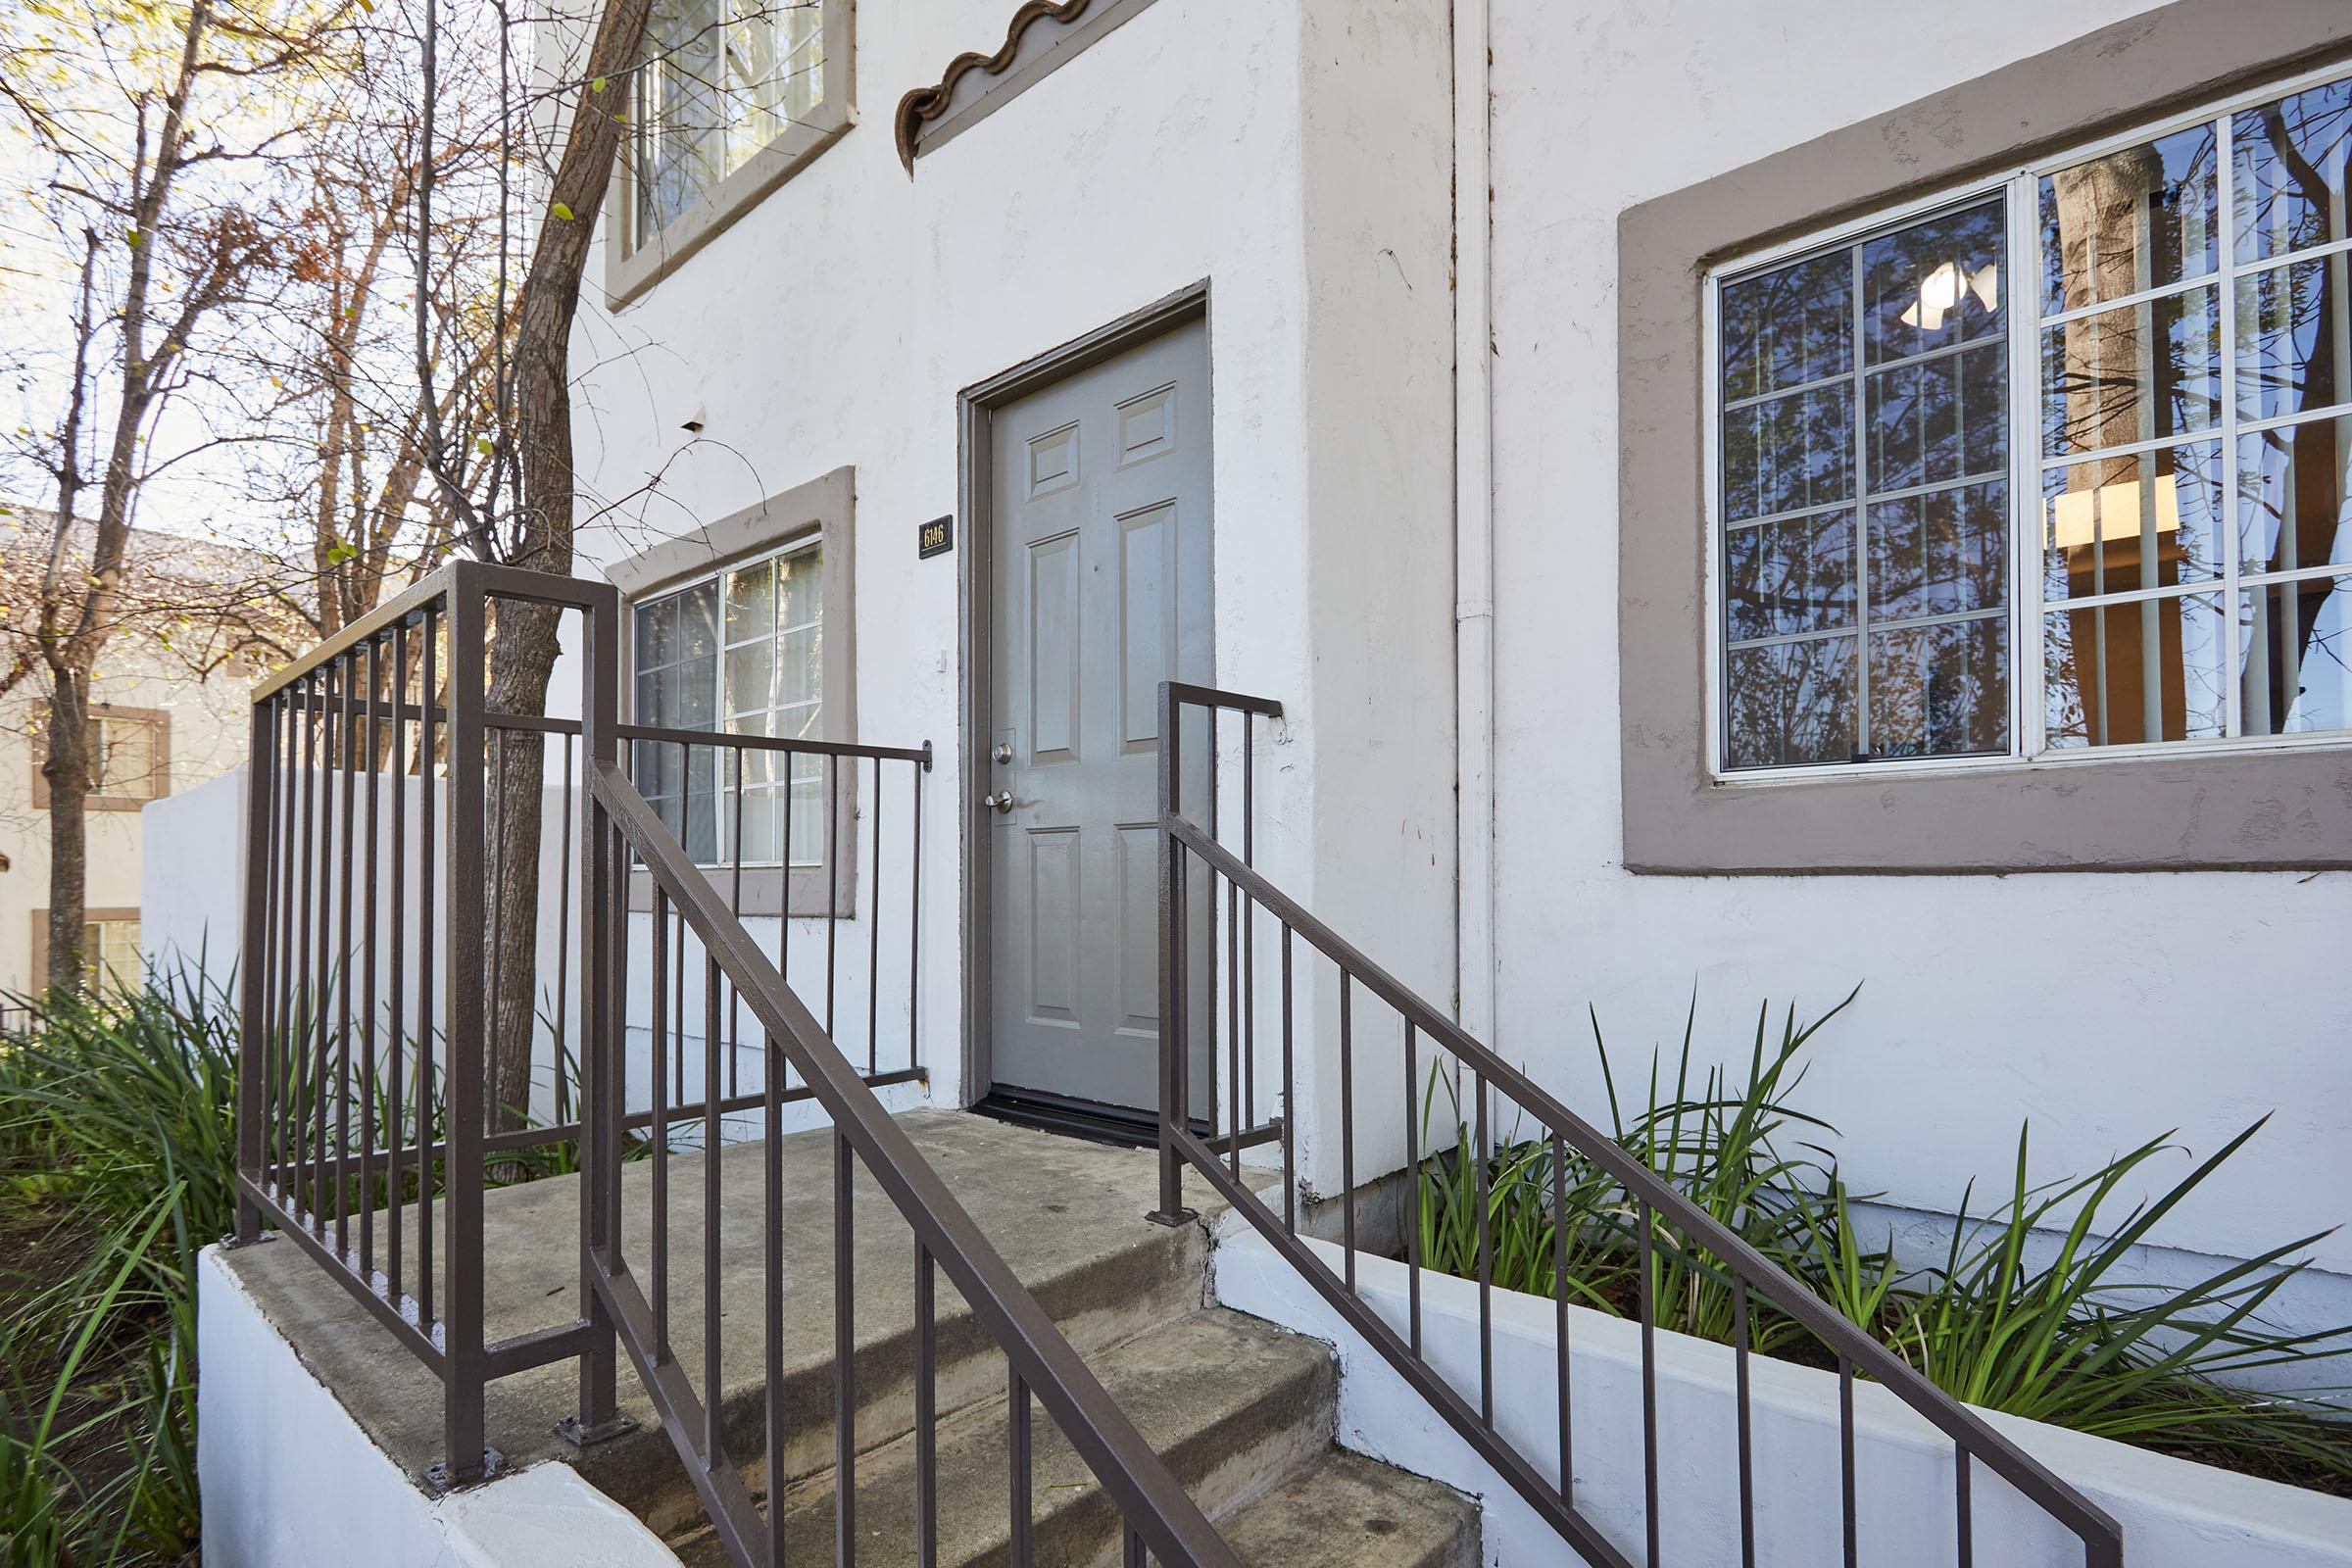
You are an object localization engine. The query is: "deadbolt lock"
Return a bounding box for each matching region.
[992,742,1014,764]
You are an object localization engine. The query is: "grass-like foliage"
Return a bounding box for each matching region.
[1417,993,2352,1494]
[0,970,230,1567]
[0,963,638,1566]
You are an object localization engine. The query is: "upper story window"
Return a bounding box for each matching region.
[32,704,171,811]
[632,540,825,867]
[611,1,852,302]
[1710,69,2352,773]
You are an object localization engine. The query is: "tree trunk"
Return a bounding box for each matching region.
[479,0,653,1132]
[41,670,93,994]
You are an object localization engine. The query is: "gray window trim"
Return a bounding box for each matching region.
[1618,0,2352,873]
[613,466,859,914]
[894,0,1161,170]
[603,0,856,309]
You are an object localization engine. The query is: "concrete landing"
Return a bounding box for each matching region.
[219,1109,1232,1523]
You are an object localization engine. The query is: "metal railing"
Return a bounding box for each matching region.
[1152,681,2126,1568]
[585,757,1242,1568]
[237,561,1249,1567]
[231,560,930,1487]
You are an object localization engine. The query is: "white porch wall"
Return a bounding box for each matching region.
[564,0,1457,1192]
[1485,0,2352,1280]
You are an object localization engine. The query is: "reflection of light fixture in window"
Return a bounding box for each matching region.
[2049,474,2182,550]
[1899,261,2000,331]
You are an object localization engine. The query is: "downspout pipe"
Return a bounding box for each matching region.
[1453,0,1497,1047]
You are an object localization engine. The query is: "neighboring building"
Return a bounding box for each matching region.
[0,509,270,997]
[565,0,2352,1310]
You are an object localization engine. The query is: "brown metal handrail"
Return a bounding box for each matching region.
[232,560,934,1492]
[1153,681,2125,1568]
[585,757,1244,1568]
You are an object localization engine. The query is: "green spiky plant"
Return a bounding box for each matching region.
[1415,991,2352,1494]
[1419,991,1863,1355]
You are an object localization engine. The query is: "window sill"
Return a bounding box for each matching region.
[1710,729,2352,792]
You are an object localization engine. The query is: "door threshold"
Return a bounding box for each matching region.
[971,1087,1200,1150]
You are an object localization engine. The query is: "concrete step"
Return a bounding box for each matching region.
[1219,1448,1482,1568]
[666,1309,1480,1568]
[219,1110,1232,1542]
[667,1306,1462,1568]
[584,1114,1226,1540]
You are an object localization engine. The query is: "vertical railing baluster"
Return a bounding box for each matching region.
[834,1130,856,1567]
[1241,714,1253,1131]
[867,750,882,1077]
[914,1244,937,1568]
[313,662,336,1239]
[360,639,381,1273]
[1124,1527,1146,1568]
[651,884,669,1361]
[445,574,490,1481]
[1226,875,1241,1182]
[1009,1371,1033,1568]
[825,753,840,1037]
[295,671,317,1224]
[1339,971,1355,1295]
[1638,1199,1659,1568]
[1735,1280,1754,1568]
[729,748,743,1102]
[259,694,285,1204]
[764,980,786,1567]
[906,756,922,1077]
[1405,1022,1422,1354]
[1474,1069,1493,1424]
[234,688,275,1247]
[1955,1444,1974,1568]
[388,623,409,1304]
[1840,1352,1859,1568]
[673,895,687,1111]
[704,951,722,1464]
[1279,926,1295,1235]
[485,726,508,1135]
[555,730,574,1122]
[335,659,359,1255]
[417,608,438,1335]
[1552,1130,1570,1501]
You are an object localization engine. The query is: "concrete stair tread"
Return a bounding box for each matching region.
[218,1110,1234,1529]
[1219,1448,1481,1568]
[669,1309,1337,1566]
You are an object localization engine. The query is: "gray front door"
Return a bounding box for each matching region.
[986,318,1211,1114]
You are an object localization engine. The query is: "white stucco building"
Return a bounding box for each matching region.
[172,3,2352,1563]
[548,0,2352,1317]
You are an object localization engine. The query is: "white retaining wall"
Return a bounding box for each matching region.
[196,1246,679,1568]
[1213,1226,2352,1567]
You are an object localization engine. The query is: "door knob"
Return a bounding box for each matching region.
[982,792,1015,814]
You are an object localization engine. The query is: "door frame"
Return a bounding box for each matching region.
[956,278,1212,1113]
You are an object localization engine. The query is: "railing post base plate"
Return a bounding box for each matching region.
[1143,1206,1198,1228]
[422,1446,507,1494]
[554,1412,641,1448]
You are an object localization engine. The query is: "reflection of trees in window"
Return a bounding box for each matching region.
[1718,200,2010,768]
[634,1,827,244]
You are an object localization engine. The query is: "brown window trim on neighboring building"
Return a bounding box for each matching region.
[1616,0,2352,873]
[30,906,140,989]
[29,703,172,813]
[611,466,859,918]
